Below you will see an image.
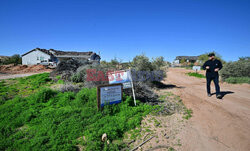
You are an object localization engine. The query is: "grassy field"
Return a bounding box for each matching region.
[0,73,156,150]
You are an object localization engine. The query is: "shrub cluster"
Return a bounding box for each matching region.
[224,77,250,84]
[220,57,250,81]
[0,54,22,65]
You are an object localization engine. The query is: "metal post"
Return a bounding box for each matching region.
[129,68,136,106]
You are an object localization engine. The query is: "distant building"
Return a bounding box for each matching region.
[173,56,201,66]
[21,48,101,65]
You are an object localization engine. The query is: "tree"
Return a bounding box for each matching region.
[198,52,225,65]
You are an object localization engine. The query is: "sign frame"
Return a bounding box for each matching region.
[97,83,123,110]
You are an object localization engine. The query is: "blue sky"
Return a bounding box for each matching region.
[0,0,249,62]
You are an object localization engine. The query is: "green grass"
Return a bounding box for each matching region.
[224,77,250,84]
[0,83,156,150]
[0,73,53,105]
[186,72,206,78]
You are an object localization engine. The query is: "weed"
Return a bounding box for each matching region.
[168,147,176,151]
[186,72,205,78]
[183,108,193,120]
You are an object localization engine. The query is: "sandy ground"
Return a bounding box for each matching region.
[164,68,250,151]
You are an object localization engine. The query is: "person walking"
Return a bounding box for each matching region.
[202,53,223,99]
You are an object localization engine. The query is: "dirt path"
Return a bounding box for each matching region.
[164,68,250,151]
[0,71,51,80]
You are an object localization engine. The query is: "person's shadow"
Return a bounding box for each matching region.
[212,91,234,99]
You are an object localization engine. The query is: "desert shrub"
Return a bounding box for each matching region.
[58,83,81,93]
[131,54,167,80]
[123,81,159,104]
[152,56,166,70]
[224,77,250,84]
[131,54,153,71]
[220,57,250,80]
[0,87,155,150]
[71,64,110,87]
[50,59,90,81]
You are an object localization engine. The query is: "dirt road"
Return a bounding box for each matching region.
[165,68,250,151]
[0,71,51,80]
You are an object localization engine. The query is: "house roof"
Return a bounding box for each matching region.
[22,48,54,57]
[22,48,97,58]
[175,56,199,60]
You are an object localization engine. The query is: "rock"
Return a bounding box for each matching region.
[164,133,169,139]
[102,133,107,142]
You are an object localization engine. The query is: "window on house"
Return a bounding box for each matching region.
[37,57,39,60]
[40,57,44,61]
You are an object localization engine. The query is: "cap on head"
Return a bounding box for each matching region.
[208,53,215,57]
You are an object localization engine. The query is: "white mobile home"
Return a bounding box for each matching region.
[22,48,101,65]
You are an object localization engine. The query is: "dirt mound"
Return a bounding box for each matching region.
[0,64,52,74]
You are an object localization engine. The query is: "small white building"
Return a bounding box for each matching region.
[22,48,101,65]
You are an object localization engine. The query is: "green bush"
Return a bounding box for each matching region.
[0,54,22,65]
[0,87,155,150]
[224,77,250,84]
[220,57,250,81]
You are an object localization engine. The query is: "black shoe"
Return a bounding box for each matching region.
[207,93,212,97]
[216,94,222,99]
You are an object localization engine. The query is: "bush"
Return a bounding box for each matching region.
[131,54,167,80]
[58,83,81,93]
[71,63,109,87]
[224,77,250,84]
[123,81,159,105]
[220,57,250,81]
[0,54,22,65]
[50,59,90,81]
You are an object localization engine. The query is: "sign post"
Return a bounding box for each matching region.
[192,66,201,73]
[129,68,136,106]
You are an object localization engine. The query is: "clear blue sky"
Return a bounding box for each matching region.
[0,0,249,62]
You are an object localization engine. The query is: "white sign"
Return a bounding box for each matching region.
[100,85,122,107]
[192,66,201,71]
[108,70,132,89]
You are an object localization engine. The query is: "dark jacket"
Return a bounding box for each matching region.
[202,59,223,78]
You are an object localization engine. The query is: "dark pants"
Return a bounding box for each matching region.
[206,76,220,95]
